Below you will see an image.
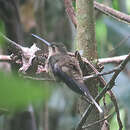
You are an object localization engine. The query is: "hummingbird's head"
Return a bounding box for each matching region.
[49,42,67,55]
[32,34,67,55]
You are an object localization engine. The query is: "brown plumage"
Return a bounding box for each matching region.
[32,34,103,113]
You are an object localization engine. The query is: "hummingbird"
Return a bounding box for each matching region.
[32,34,103,113]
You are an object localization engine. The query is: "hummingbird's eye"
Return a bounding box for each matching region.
[52,46,56,51]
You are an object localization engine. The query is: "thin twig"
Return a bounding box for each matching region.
[0,108,8,112]
[94,1,130,24]
[83,68,117,80]
[76,53,130,130]
[66,1,127,129]
[74,51,122,130]
[103,95,108,114]
[64,0,77,27]
[82,114,112,129]
[109,91,123,130]
[66,1,130,28]
[0,36,125,129]
[81,56,122,130]
[0,53,123,129]
[108,35,130,57]
[0,33,23,52]
[0,55,11,62]
[0,52,127,65]
[64,0,129,65]
[23,76,54,81]
[98,55,128,64]
[69,52,128,65]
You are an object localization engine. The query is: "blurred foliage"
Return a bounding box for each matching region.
[104,17,130,56]
[96,18,108,58]
[45,0,64,31]
[96,0,130,57]
[126,0,130,14]
[20,1,36,32]
[110,109,126,130]
[103,64,130,129]
[112,0,119,10]
[99,93,111,106]
[97,0,103,3]
[72,0,76,11]
[96,17,130,57]
[96,1,130,128]
[0,20,6,47]
[0,0,129,129]
[42,0,72,50]
[0,72,51,112]
[48,87,79,130]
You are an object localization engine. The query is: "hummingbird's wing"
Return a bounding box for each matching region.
[53,64,103,113]
[51,55,91,95]
[48,54,102,113]
[53,63,84,94]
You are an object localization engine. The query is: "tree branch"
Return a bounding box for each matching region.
[82,114,112,129]
[109,91,123,130]
[0,55,11,62]
[65,1,130,28]
[98,55,128,64]
[94,1,130,24]
[0,35,126,130]
[0,52,128,67]
[83,68,117,80]
[76,53,130,130]
[64,0,77,27]
[76,52,122,130]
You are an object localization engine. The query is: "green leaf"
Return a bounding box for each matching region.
[112,0,119,10]
[96,19,107,57]
[0,72,51,112]
[0,20,6,47]
[99,93,111,106]
[110,108,126,130]
[72,0,76,11]
[126,0,130,14]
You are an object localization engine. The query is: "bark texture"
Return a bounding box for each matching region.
[76,0,100,130]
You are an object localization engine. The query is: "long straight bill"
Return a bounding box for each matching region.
[32,34,51,46]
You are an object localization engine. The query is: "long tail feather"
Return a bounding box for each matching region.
[54,65,103,113]
[85,92,103,113]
